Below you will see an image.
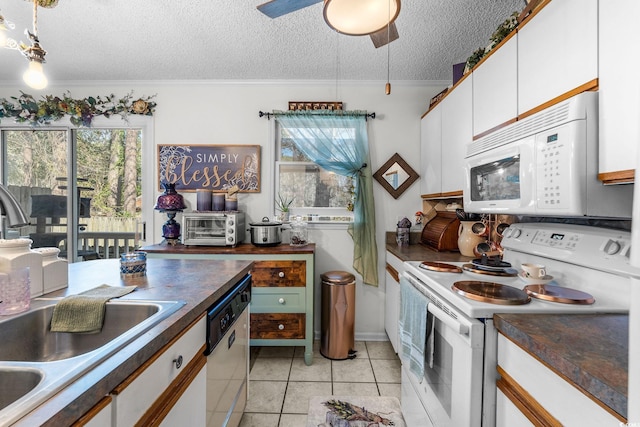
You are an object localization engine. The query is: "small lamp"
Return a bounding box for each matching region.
[154,183,186,245]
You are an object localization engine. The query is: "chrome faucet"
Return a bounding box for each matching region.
[0,185,29,229]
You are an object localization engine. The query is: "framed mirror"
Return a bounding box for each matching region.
[373,153,419,199]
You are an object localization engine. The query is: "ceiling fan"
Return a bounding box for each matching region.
[257,0,400,48]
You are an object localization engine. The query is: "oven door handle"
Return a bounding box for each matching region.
[427,303,469,335]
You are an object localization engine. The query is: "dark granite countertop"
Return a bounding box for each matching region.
[385,241,473,263]
[12,258,253,427]
[494,313,628,419]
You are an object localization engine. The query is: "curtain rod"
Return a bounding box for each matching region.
[258,110,376,121]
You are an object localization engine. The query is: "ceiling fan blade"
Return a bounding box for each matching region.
[370,22,399,48]
[257,0,323,18]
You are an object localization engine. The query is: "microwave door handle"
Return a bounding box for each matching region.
[427,303,469,336]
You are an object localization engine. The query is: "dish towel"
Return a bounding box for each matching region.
[50,284,137,334]
[399,276,429,380]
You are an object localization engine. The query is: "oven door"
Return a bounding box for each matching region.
[400,273,485,427]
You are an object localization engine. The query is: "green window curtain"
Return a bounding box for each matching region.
[274,110,379,286]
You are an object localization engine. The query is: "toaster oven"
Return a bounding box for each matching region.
[181,212,245,246]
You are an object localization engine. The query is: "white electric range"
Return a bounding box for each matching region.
[400,222,632,427]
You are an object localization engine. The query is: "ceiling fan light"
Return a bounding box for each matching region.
[323,0,400,36]
[23,60,48,89]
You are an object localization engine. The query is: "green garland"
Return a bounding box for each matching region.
[0,91,157,127]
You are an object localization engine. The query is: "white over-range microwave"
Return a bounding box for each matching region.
[463,92,633,218]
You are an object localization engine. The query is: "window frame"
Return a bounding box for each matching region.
[274,121,354,227]
[0,115,154,262]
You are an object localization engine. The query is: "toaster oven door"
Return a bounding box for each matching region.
[183,216,228,245]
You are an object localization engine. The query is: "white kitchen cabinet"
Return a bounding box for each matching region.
[72,396,112,427]
[384,251,404,354]
[159,365,206,427]
[598,0,640,182]
[420,104,442,196]
[497,334,620,427]
[517,0,598,115]
[440,76,471,194]
[111,315,206,426]
[472,33,518,137]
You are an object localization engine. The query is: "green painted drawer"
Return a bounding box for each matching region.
[251,288,306,313]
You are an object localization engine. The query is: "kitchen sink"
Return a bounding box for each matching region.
[0,368,44,411]
[0,300,174,362]
[0,298,186,426]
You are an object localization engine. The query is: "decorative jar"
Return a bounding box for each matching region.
[0,238,43,298]
[290,216,308,246]
[33,247,68,293]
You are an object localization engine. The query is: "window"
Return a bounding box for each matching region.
[276,123,355,222]
[1,119,150,262]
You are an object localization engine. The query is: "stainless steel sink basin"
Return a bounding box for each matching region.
[0,300,170,362]
[0,298,186,426]
[0,368,44,411]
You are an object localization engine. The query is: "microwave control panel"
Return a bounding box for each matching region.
[535,123,576,211]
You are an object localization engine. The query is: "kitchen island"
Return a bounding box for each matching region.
[8,257,253,427]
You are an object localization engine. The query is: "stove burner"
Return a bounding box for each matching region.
[419,261,462,273]
[524,284,595,305]
[462,264,519,277]
[452,281,531,305]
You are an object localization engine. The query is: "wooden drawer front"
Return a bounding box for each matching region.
[252,260,306,287]
[252,288,306,312]
[250,313,305,339]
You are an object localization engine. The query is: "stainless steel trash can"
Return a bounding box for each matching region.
[320,270,357,360]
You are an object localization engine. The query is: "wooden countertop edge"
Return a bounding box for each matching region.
[141,242,315,255]
[494,314,627,421]
[13,259,254,427]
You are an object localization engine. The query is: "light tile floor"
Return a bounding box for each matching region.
[240,340,401,427]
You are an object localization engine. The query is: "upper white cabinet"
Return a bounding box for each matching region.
[598,0,640,181]
[472,34,518,137]
[440,77,472,194]
[517,0,598,115]
[420,104,442,196]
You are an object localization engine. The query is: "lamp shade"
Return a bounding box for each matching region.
[323,0,400,36]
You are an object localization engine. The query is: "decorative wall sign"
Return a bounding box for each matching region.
[373,153,419,199]
[158,144,260,192]
[288,101,343,111]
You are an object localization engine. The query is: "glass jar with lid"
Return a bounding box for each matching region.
[289,215,308,246]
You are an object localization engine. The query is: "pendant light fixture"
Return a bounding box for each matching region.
[20,0,48,90]
[323,0,400,36]
[0,10,16,48]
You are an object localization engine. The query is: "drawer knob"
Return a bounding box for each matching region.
[278,271,285,278]
[278,297,285,304]
[173,355,183,369]
[278,324,285,330]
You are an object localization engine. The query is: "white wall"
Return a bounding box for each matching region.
[0,80,446,339]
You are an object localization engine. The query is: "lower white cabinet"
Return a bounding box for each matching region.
[111,315,206,426]
[384,252,404,354]
[72,396,112,427]
[497,334,620,426]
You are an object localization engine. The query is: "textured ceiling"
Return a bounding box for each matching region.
[0,0,525,84]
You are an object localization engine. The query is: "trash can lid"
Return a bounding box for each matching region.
[321,270,356,285]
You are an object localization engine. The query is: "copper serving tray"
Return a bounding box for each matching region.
[461,264,518,277]
[452,281,531,305]
[419,261,462,273]
[524,284,595,305]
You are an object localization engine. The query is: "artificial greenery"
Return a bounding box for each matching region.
[465,47,487,72]
[0,91,156,127]
[489,11,520,49]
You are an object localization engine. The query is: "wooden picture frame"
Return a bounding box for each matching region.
[373,153,419,199]
[157,144,260,192]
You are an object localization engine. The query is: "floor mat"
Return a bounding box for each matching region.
[307,395,406,427]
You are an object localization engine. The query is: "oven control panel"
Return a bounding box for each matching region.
[502,223,637,277]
